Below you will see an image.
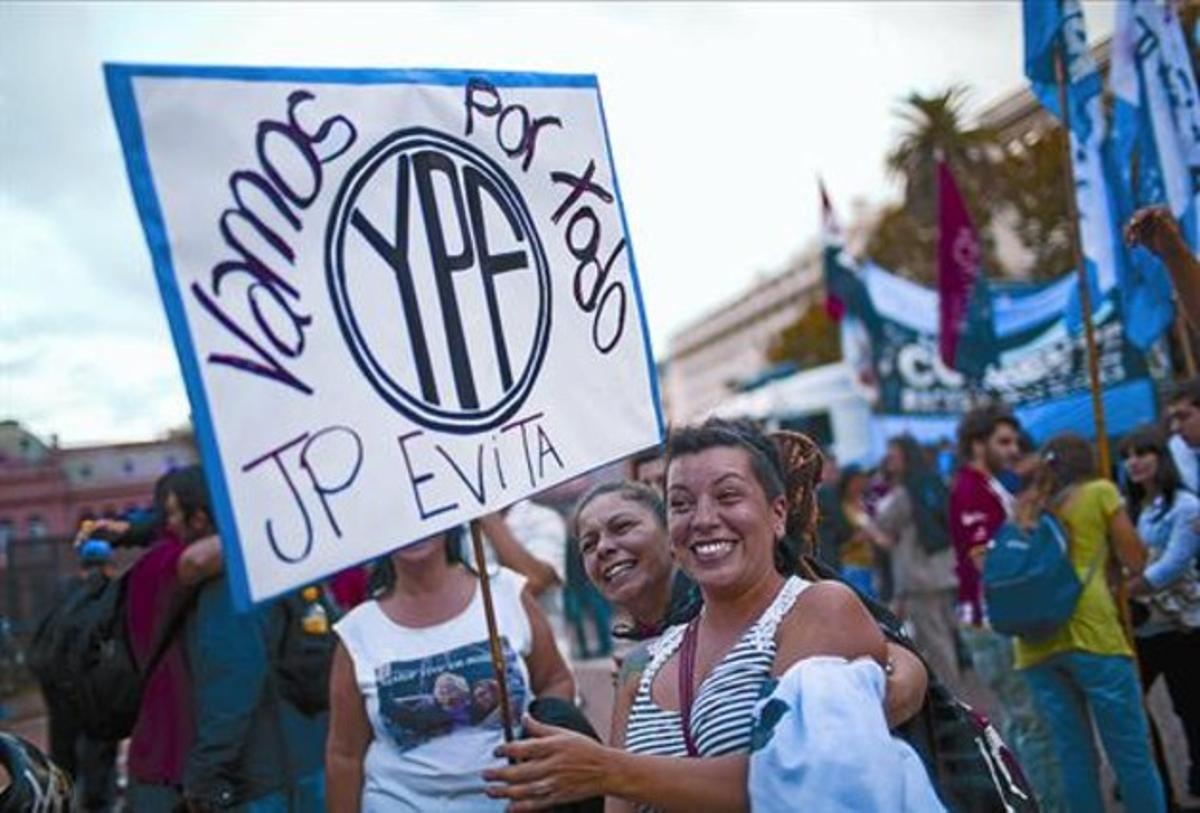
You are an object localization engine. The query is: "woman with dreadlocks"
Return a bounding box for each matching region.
[567,476,927,727]
[484,418,934,811]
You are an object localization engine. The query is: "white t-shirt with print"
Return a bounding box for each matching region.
[335,568,533,812]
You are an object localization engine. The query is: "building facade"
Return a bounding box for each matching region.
[0,420,197,555]
[660,51,1111,424]
[663,250,823,422]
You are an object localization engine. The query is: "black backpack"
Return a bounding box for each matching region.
[797,555,1038,813]
[274,586,339,716]
[26,576,90,686]
[36,571,141,741]
[909,475,953,555]
[33,570,186,742]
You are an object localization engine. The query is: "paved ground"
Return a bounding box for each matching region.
[3,661,1196,810]
[572,657,1198,812]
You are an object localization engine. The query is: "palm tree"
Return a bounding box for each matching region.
[885,86,999,223]
[865,87,1003,283]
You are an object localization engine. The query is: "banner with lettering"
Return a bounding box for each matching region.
[106,65,662,607]
[841,262,1158,454]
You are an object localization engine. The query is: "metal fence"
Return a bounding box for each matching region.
[0,535,77,693]
[1,535,77,641]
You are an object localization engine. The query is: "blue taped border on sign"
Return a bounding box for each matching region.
[105,63,663,610]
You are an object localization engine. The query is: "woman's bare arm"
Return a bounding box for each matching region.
[488,640,749,813]
[326,641,371,813]
[774,580,889,673]
[177,535,224,586]
[480,513,561,596]
[1109,508,1148,574]
[521,587,575,701]
[883,642,927,728]
[1127,206,1200,329]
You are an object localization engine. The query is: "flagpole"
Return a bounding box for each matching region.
[1052,44,1111,477]
[1053,40,1142,667]
[1177,313,1198,378]
[469,519,517,746]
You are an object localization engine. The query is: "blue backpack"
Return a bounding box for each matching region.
[983,514,1105,640]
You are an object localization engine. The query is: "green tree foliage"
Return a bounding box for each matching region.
[992,128,1073,281]
[865,87,1002,285]
[865,85,1074,283]
[765,300,841,369]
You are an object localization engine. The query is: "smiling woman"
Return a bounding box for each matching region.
[485,419,930,812]
[572,481,699,640]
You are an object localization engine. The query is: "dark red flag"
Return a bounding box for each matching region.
[937,161,982,369]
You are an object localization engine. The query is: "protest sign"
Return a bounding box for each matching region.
[106,65,663,608]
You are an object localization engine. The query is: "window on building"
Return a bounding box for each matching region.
[28,516,47,538]
[123,458,135,474]
[80,463,93,479]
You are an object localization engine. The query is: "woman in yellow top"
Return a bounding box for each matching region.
[1014,434,1165,813]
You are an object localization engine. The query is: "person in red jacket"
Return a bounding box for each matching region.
[81,467,224,812]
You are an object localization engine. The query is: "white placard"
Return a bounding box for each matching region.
[106,65,662,608]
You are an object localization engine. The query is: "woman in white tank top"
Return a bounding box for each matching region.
[325,526,574,812]
[485,420,898,812]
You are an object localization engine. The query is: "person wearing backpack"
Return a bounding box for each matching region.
[875,435,962,695]
[949,405,1064,811]
[30,540,119,812]
[178,472,327,813]
[116,465,226,812]
[1013,433,1165,813]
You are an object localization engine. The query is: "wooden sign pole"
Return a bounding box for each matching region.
[1052,45,1111,477]
[469,518,517,745]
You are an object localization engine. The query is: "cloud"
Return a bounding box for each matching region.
[0,195,185,442]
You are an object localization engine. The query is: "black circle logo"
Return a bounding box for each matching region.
[326,128,551,434]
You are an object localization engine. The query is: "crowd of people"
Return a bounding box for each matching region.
[4,378,1200,811]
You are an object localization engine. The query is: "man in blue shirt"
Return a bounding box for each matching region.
[173,471,327,812]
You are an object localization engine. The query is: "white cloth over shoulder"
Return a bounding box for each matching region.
[748,656,945,813]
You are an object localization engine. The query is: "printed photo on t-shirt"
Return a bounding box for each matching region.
[376,638,527,753]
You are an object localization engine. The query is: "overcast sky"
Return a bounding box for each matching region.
[0,1,1115,445]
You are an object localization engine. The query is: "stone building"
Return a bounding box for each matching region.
[0,420,197,556]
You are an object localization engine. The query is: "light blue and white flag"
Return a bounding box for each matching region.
[1113,0,1200,244]
[1023,0,1125,325]
[1110,0,1198,347]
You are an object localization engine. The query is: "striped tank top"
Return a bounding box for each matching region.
[624,576,809,758]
